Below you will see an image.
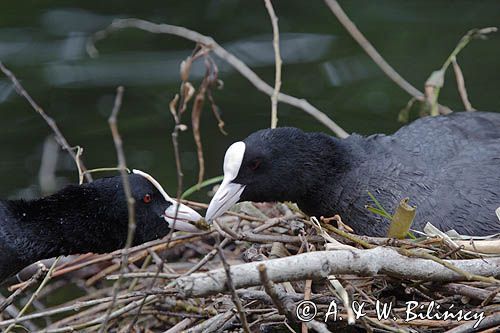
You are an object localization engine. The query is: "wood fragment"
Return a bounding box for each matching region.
[87,18,349,137]
[387,198,416,239]
[175,248,500,297]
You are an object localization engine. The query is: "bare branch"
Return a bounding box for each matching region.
[42,295,157,333]
[0,290,167,327]
[264,0,282,128]
[322,0,422,98]
[87,18,349,138]
[4,258,61,333]
[175,247,500,297]
[444,311,500,333]
[258,264,295,322]
[452,58,475,111]
[0,61,92,182]
[217,244,250,333]
[98,86,136,333]
[0,264,46,312]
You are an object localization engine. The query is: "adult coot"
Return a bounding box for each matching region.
[0,169,202,282]
[206,112,500,237]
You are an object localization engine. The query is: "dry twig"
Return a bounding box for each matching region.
[452,58,475,111]
[175,248,500,297]
[87,18,349,137]
[98,86,135,333]
[322,0,421,98]
[258,264,295,321]
[0,61,92,182]
[322,0,453,115]
[263,0,282,128]
[0,264,46,312]
[4,258,61,333]
[217,244,251,333]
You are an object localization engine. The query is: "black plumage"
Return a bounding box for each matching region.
[0,173,199,282]
[207,111,500,237]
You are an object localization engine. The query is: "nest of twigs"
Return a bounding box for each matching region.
[1,201,499,333]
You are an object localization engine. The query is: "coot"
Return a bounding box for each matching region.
[0,170,202,282]
[206,112,500,237]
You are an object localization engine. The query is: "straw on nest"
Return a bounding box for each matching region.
[1,200,499,333]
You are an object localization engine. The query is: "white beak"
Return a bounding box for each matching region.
[163,202,203,232]
[205,141,247,222]
[205,179,245,221]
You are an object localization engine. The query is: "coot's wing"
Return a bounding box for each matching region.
[374,111,500,170]
[422,139,500,236]
[393,111,500,142]
[339,113,500,236]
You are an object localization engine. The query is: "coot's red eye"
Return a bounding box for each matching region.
[249,159,261,171]
[143,194,152,204]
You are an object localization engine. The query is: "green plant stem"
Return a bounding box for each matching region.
[181,175,223,199]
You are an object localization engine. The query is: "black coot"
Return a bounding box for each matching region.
[0,170,201,282]
[206,111,500,237]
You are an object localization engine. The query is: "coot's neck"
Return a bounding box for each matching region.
[2,184,126,265]
[300,132,361,181]
[293,133,366,215]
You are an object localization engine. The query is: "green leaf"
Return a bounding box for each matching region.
[406,231,417,239]
[366,206,393,220]
[366,191,392,219]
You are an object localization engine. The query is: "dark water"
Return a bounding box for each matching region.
[1,0,499,200]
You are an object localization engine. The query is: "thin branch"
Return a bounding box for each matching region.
[8,233,206,292]
[190,52,213,185]
[264,0,282,128]
[126,50,200,331]
[0,290,168,327]
[302,256,313,333]
[444,311,500,333]
[4,257,61,333]
[451,58,475,111]
[124,256,162,332]
[164,318,197,333]
[0,61,92,182]
[440,27,497,71]
[217,244,251,333]
[305,321,333,333]
[87,18,349,138]
[425,27,496,115]
[481,286,500,307]
[186,310,235,333]
[42,295,157,333]
[258,264,295,322]
[322,0,422,97]
[180,218,243,277]
[98,86,135,333]
[107,272,179,280]
[123,59,199,331]
[398,247,499,285]
[0,264,46,312]
[75,146,85,184]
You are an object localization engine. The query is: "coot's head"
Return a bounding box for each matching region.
[96,170,203,243]
[130,170,202,231]
[206,127,320,221]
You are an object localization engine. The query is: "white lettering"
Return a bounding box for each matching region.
[376,300,393,320]
[324,301,338,322]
